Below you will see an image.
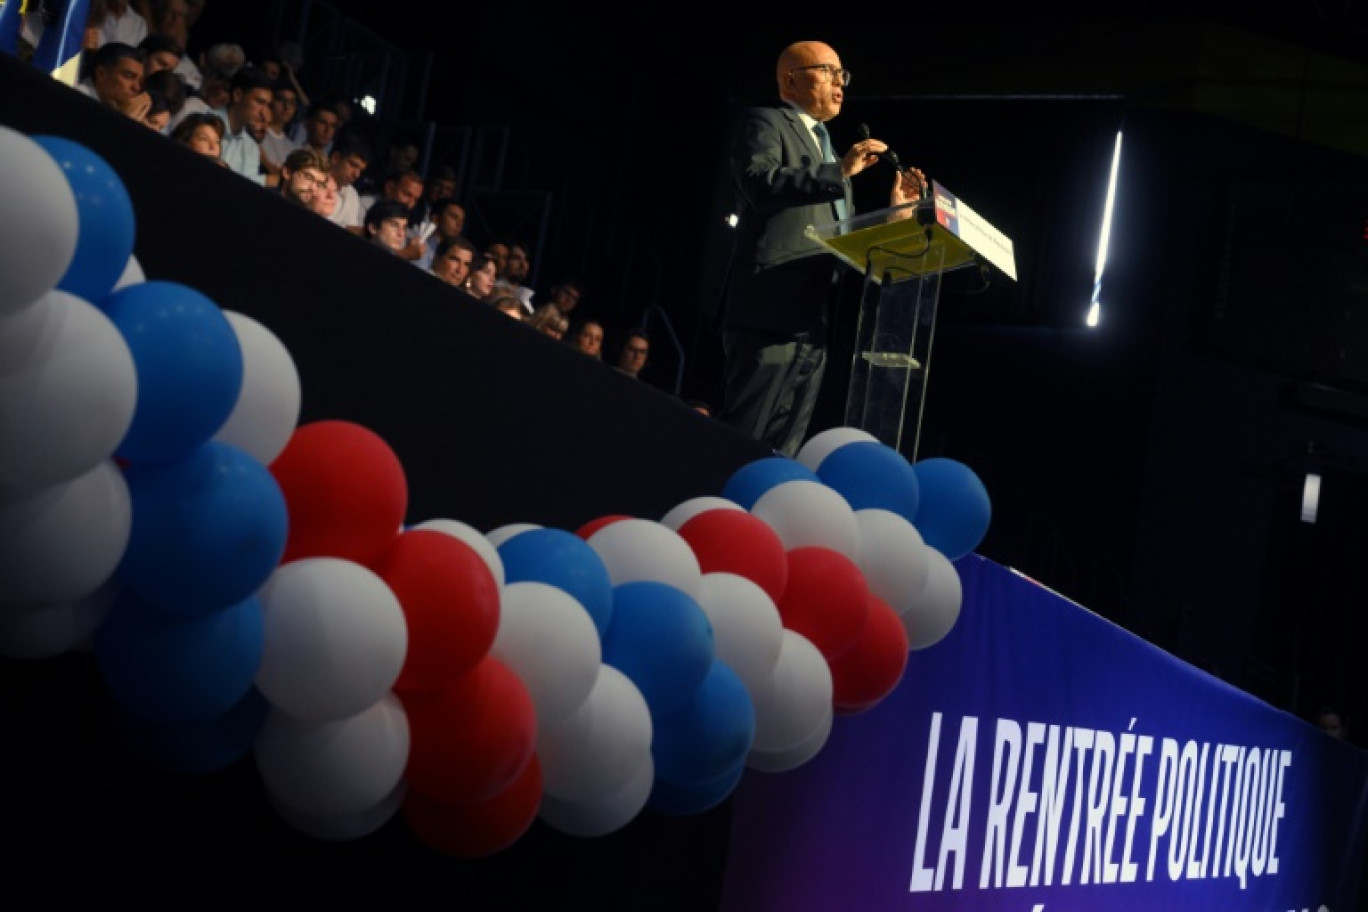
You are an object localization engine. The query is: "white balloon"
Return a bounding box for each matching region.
[255,558,408,721]
[268,779,405,842]
[747,702,833,773]
[901,547,963,650]
[0,578,117,660]
[255,693,410,819]
[854,508,930,614]
[485,523,541,548]
[0,291,137,494]
[213,311,301,465]
[749,630,833,755]
[586,518,702,598]
[537,664,652,803]
[111,254,145,292]
[0,126,79,313]
[538,752,654,838]
[694,573,783,696]
[0,460,130,607]
[493,581,601,727]
[750,479,861,560]
[411,518,505,587]
[659,496,743,531]
[795,426,878,473]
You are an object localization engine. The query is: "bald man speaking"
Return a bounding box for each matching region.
[719,40,923,457]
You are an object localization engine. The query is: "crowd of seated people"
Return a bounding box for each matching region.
[11,0,713,414]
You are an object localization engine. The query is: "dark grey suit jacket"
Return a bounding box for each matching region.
[721,103,855,337]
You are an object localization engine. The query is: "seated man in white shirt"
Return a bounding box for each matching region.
[99,0,148,48]
[210,66,274,185]
[324,133,374,233]
[76,42,150,122]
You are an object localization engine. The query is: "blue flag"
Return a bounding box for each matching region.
[0,0,26,57]
[32,0,90,82]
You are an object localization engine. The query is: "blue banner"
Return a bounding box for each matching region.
[722,555,1368,911]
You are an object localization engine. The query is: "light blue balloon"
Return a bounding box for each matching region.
[498,528,613,637]
[912,457,992,560]
[31,135,136,304]
[721,457,820,510]
[96,590,264,724]
[817,440,920,523]
[603,581,714,717]
[651,660,755,785]
[118,441,288,614]
[105,280,243,464]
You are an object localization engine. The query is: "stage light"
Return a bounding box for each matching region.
[1087,130,1123,328]
[359,95,377,115]
[725,214,739,228]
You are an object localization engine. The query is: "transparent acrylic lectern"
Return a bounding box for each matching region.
[806,180,1017,459]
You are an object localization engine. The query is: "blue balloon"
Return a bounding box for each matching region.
[498,528,613,636]
[648,754,748,817]
[721,457,820,510]
[603,581,714,716]
[816,440,920,523]
[96,589,264,723]
[31,135,136,304]
[105,280,243,463]
[652,660,755,785]
[110,687,269,776]
[912,457,992,560]
[118,441,288,614]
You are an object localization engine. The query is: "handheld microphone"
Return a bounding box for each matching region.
[857,123,904,172]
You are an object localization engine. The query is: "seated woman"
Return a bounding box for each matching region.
[529,304,570,341]
[171,111,226,165]
[462,253,499,301]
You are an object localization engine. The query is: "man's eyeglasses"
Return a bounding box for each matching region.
[790,64,852,88]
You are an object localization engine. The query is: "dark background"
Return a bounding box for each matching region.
[5,0,1368,907]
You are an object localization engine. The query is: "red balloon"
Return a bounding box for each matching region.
[402,754,543,858]
[829,595,909,713]
[677,509,788,603]
[777,547,870,664]
[576,514,633,539]
[270,420,407,566]
[401,656,537,805]
[375,530,501,694]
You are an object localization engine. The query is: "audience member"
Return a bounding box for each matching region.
[296,99,342,158]
[309,172,339,220]
[415,197,465,270]
[494,241,535,311]
[411,163,457,226]
[569,319,604,359]
[493,296,526,321]
[99,0,148,48]
[278,147,328,208]
[360,168,426,259]
[144,0,200,90]
[484,241,509,277]
[211,66,273,183]
[544,276,586,317]
[136,32,181,76]
[1314,706,1350,741]
[77,42,146,118]
[430,236,477,288]
[464,254,499,300]
[167,65,229,132]
[143,68,184,124]
[529,304,570,341]
[615,329,650,380]
[141,81,173,130]
[325,132,372,231]
[364,199,410,255]
[259,78,300,176]
[171,110,225,164]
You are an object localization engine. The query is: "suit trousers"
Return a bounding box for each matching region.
[720,328,827,458]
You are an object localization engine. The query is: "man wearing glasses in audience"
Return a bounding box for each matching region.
[278,148,329,208]
[718,41,924,457]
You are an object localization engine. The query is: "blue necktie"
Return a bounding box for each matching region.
[813,122,848,222]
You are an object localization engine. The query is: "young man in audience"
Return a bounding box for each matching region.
[359,169,426,259]
[615,329,651,380]
[278,148,329,208]
[136,33,181,76]
[494,242,536,311]
[259,79,301,177]
[326,132,373,232]
[415,198,466,270]
[570,320,605,360]
[211,66,274,184]
[309,172,340,221]
[296,100,343,158]
[364,200,412,256]
[430,236,478,288]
